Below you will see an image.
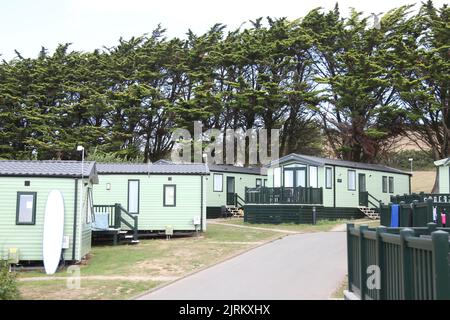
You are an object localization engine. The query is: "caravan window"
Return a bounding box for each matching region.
[16,192,37,225]
[128,180,140,214]
[382,176,388,193]
[164,185,176,207]
[348,170,356,191]
[388,177,394,193]
[284,170,294,187]
[309,166,318,188]
[213,174,223,192]
[325,167,333,189]
[273,167,281,187]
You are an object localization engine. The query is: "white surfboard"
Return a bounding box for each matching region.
[43,190,65,275]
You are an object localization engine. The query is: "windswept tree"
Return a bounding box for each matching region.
[393,1,450,161]
[302,5,412,162]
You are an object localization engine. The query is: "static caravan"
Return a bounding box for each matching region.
[244,154,411,222]
[0,161,97,264]
[206,165,267,218]
[93,163,209,233]
[434,158,450,193]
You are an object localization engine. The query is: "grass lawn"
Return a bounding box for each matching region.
[214,217,377,233]
[16,218,373,300]
[17,224,280,300]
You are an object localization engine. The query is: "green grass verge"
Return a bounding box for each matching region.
[17,224,280,299]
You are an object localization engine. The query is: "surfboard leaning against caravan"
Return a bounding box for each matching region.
[43,190,65,275]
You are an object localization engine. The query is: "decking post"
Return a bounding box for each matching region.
[114,203,121,229]
[312,206,316,225]
[376,226,387,300]
[431,231,450,300]
[133,215,139,241]
[359,225,369,300]
[399,228,414,300]
[346,224,355,293]
[410,201,417,227]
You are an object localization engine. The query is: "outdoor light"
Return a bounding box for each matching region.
[408,158,413,174]
[77,145,84,152]
[106,183,111,190]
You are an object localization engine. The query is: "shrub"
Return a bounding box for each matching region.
[380,150,435,171]
[0,261,21,300]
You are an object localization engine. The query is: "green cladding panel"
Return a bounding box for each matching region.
[93,174,207,231]
[0,177,92,262]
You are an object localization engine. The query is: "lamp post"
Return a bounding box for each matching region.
[408,158,413,174]
[77,146,85,217]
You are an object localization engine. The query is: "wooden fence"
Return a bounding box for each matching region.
[347,223,450,300]
[380,200,450,228]
[391,193,450,204]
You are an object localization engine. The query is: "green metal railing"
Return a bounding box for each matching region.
[93,203,139,241]
[347,223,450,300]
[359,191,381,208]
[245,186,323,205]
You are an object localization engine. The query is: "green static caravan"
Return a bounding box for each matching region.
[93,163,209,232]
[206,165,267,218]
[434,158,450,193]
[244,153,412,223]
[0,161,98,263]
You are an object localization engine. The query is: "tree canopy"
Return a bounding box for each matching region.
[0,1,448,163]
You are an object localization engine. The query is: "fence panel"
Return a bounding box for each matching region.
[346,224,450,300]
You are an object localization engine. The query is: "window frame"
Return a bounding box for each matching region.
[256,178,262,187]
[309,166,318,188]
[347,170,356,191]
[213,173,223,192]
[16,192,37,225]
[163,184,176,207]
[388,176,394,194]
[382,176,388,193]
[273,167,281,187]
[127,179,140,214]
[325,167,333,189]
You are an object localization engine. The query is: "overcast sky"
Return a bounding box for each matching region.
[0,0,446,61]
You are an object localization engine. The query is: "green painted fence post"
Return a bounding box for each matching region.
[431,230,450,300]
[400,228,414,300]
[346,223,355,293]
[359,225,369,300]
[427,222,437,234]
[376,226,387,300]
[426,198,434,223]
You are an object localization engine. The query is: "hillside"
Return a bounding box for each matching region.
[411,171,436,193]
